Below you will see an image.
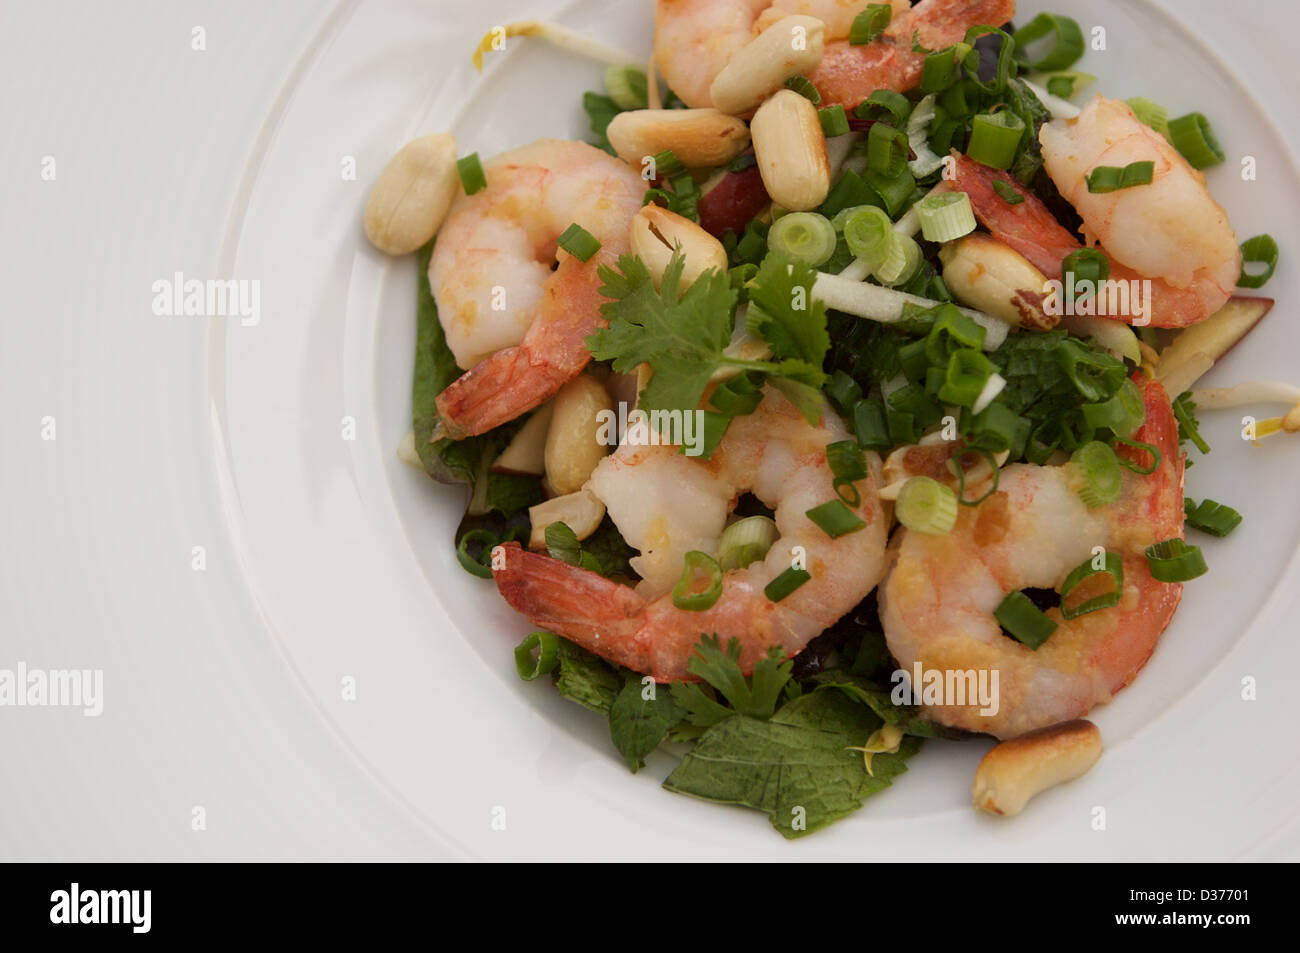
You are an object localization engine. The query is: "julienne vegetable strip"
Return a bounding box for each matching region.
[375,6,1287,838]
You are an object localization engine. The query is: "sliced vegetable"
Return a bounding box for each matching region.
[1059,551,1123,619]
[457,153,487,194]
[719,515,779,570]
[1167,112,1224,169]
[765,566,812,602]
[806,499,866,538]
[514,630,561,680]
[967,110,1025,170]
[1085,161,1155,193]
[672,550,724,611]
[896,476,958,535]
[768,211,837,267]
[1012,12,1085,72]
[558,222,601,261]
[1144,538,1208,582]
[915,192,977,243]
[994,591,1058,649]
[1238,234,1279,289]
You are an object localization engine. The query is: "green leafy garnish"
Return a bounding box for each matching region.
[552,640,622,715]
[663,687,921,837]
[670,635,794,726]
[586,252,830,432]
[609,675,685,772]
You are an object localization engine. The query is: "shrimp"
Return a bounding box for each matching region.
[430,139,645,440]
[654,0,1015,110]
[949,96,1242,328]
[492,387,890,679]
[878,374,1185,738]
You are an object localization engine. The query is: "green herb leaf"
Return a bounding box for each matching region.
[587,253,737,420]
[663,688,921,837]
[552,639,621,715]
[745,253,830,376]
[805,671,937,737]
[670,634,795,726]
[609,675,685,772]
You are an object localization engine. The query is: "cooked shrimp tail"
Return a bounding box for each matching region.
[429,138,644,439]
[494,387,891,680]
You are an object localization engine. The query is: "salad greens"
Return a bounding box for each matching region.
[405,8,1271,838]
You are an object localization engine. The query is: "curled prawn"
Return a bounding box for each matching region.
[878,374,1185,738]
[950,95,1242,328]
[431,139,645,439]
[654,0,1015,110]
[492,387,889,679]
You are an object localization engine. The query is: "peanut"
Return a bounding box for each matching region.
[364,133,460,255]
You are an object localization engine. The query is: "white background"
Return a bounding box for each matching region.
[1,0,1297,860]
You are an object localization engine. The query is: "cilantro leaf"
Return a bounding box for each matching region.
[669,634,793,726]
[609,675,685,772]
[588,253,737,419]
[746,253,830,374]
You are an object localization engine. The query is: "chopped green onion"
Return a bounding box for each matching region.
[1033,69,1095,99]
[888,384,943,431]
[1126,97,1169,138]
[866,122,909,177]
[1237,234,1279,289]
[456,528,498,579]
[709,372,764,416]
[806,499,866,538]
[1059,551,1124,619]
[962,26,1016,93]
[557,223,601,261]
[967,110,1026,170]
[864,165,916,217]
[968,402,1025,456]
[896,476,958,535]
[603,65,648,110]
[1085,161,1155,193]
[848,3,892,45]
[1082,378,1146,438]
[939,80,976,118]
[939,348,994,408]
[994,591,1058,649]
[819,103,851,138]
[921,45,963,93]
[1113,436,1162,475]
[949,446,1001,506]
[855,89,912,126]
[514,630,561,680]
[874,231,922,286]
[719,515,779,571]
[886,407,918,445]
[768,211,837,267]
[765,566,812,602]
[457,153,487,194]
[1012,12,1084,71]
[1144,538,1208,582]
[826,439,869,483]
[842,205,895,270]
[1167,112,1224,169]
[1056,340,1126,402]
[1062,248,1110,297]
[826,370,863,415]
[672,551,723,611]
[1070,441,1123,507]
[926,304,987,365]
[916,191,977,243]
[651,148,686,179]
[1184,498,1243,538]
[854,399,891,450]
[784,75,821,105]
[992,178,1024,204]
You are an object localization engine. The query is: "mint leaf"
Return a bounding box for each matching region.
[583,91,622,155]
[806,671,936,737]
[544,520,632,576]
[609,675,685,772]
[553,640,621,715]
[664,688,921,837]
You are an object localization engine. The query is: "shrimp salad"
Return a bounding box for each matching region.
[370,1,1290,837]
